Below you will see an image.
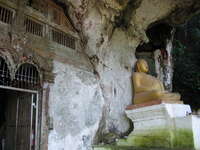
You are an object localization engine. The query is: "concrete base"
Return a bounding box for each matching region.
[116,102,200,149]
[93,145,195,150]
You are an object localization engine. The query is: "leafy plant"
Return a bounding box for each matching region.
[173,34,200,109]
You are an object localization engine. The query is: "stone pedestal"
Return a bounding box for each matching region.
[117,101,200,149]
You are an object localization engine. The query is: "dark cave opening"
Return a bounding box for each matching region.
[136,23,173,53]
[135,23,173,77]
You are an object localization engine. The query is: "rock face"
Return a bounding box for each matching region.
[48,28,136,150]
[48,0,200,150]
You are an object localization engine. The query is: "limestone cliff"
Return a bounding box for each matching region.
[48,0,200,150]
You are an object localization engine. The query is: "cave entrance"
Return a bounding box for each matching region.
[136,23,174,90]
[136,23,173,53]
[0,57,40,150]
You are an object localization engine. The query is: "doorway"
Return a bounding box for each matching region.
[0,56,41,150]
[0,87,38,150]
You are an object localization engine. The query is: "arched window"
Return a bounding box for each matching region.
[0,57,11,86]
[14,63,40,90]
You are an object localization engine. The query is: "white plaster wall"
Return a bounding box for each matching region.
[48,61,104,150]
[48,27,137,149]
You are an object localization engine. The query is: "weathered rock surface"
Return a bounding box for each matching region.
[48,0,200,150]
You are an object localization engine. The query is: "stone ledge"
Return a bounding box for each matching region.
[117,128,194,149]
[124,103,200,149]
[93,145,195,150]
[126,100,183,110]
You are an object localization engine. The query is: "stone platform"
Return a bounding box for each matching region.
[93,145,195,150]
[93,100,200,150]
[117,101,200,149]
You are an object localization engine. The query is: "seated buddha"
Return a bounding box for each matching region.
[133,59,181,104]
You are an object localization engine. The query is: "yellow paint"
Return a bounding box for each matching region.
[133,59,181,104]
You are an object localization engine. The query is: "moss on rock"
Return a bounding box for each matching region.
[117,129,194,149]
[173,129,194,148]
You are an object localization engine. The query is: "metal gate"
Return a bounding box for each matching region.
[3,89,38,150]
[0,56,40,150]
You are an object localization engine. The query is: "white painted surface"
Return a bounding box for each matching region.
[126,104,192,133]
[165,104,191,117]
[48,61,104,150]
[126,104,200,149]
[126,103,191,121]
[192,116,200,150]
[174,116,192,129]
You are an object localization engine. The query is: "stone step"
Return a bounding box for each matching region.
[93,145,195,150]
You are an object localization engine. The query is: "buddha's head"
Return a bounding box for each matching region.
[135,59,149,73]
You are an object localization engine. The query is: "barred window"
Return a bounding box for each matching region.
[52,29,76,49]
[25,18,44,37]
[0,57,40,90]
[0,5,14,24]
[14,63,40,90]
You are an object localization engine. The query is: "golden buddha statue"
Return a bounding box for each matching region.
[133,59,181,104]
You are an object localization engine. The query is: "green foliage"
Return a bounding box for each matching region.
[173,40,200,90]
[189,28,200,41]
[173,26,200,109]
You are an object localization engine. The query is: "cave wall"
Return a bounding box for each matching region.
[48,28,136,150]
[47,0,200,150]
